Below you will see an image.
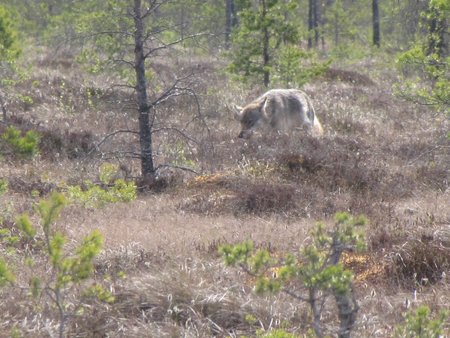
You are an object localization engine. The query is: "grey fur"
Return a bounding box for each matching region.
[233,89,323,139]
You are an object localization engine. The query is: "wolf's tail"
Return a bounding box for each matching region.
[306,95,324,136]
[313,115,324,136]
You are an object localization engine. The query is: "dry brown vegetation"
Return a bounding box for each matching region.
[0,50,449,337]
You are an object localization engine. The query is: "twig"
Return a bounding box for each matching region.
[406,142,449,166]
[152,126,199,145]
[89,129,139,154]
[143,32,208,59]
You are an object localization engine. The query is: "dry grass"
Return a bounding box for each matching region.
[0,48,449,337]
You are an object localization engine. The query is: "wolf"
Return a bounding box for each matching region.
[233,89,323,139]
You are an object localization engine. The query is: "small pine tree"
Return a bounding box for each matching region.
[0,258,15,286]
[0,5,20,59]
[0,4,21,122]
[220,212,367,338]
[1,126,40,157]
[227,0,299,87]
[15,193,112,338]
[395,305,449,338]
[395,0,449,115]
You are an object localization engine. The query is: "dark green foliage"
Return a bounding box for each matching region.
[273,46,331,86]
[0,5,20,59]
[395,0,449,115]
[227,0,299,86]
[0,5,21,122]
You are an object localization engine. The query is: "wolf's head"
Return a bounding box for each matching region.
[233,98,267,139]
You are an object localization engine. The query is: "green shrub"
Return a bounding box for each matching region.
[0,178,8,195]
[395,0,450,115]
[66,162,136,208]
[67,179,136,208]
[395,305,449,338]
[1,126,40,157]
[220,212,367,337]
[14,192,112,338]
[273,45,331,87]
[0,5,21,59]
[0,258,15,286]
[99,162,119,185]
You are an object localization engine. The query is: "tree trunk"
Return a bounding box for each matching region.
[330,235,359,338]
[334,4,339,46]
[372,0,380,47]
[314,0,320,47]
[261,0,270,87]
[225,0,236,49]
[308,0,320,48]
[133,0,155,178]
[335,290,359,338]
[309,288,324,338]
[308,0,314,49]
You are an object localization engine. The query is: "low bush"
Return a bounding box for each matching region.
[1,193,113,338]
[394,305,449,338]
[237,182,296,215]
[220,212,367,337]
[39,129,95,160]
[388,235,450,288]
[0,179,8,196]
[1,126,40,157]
[278,136,384,194]
[66,162,136,208]
[67,179,136,208]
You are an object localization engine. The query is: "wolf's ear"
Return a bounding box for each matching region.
[232,105,243,120]
[260,97,268,108]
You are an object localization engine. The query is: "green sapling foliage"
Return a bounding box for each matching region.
[14,192,112,338]
[395,0,450,115]
[0,178,8,195]
[67,162,136,208]
[220,212,367,338]
[1,126,40,157]
[0,257,15,286]
[0,5,20,60]
[227,0,299,86]
[395,305,449,338]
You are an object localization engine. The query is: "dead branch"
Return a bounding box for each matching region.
[152,126,199,145]
[89,129,139,155]
[143,32,209,59]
